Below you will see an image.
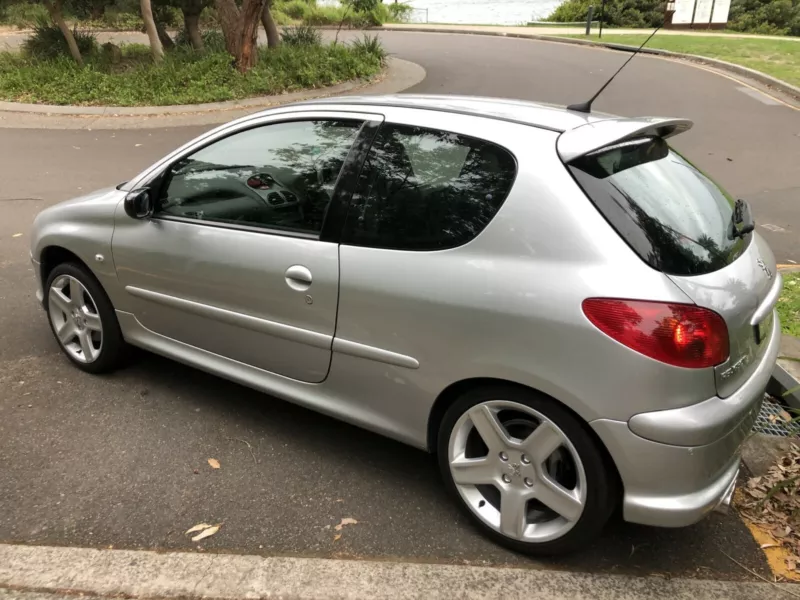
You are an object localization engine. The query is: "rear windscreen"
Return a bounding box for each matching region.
[569,137,749,276]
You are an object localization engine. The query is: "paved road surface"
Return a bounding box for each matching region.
[1,30,794,580]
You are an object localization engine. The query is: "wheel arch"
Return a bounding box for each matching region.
[427,377,622,493]
[40,246,93,290]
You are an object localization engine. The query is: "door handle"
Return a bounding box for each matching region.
[285,265,312,292]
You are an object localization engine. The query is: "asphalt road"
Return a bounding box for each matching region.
[0,30,795,580]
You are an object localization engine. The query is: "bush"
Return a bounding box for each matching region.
[387,2,413,22]
[280,0,312,20]
[1,1,49,29]
[175,28,227,51]
[350,33,387,64]
[0,40,384,106]
[545,0,664,27]
[22,18,97,60]
[728,0,800,36]
[281,24,322,46]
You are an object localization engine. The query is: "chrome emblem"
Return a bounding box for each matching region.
[757,258,773,279]
[506,463,521,478]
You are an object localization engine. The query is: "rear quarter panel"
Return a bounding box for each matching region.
[331,110,716,449]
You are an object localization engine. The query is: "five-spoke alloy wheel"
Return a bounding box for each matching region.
[45,262,126,373]
[438,386,616,555]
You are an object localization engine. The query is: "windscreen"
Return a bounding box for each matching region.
[569,137,749,276]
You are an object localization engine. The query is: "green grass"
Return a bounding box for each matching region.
[779,272,800,338]
[0,42,384,106]
[562,34,800,87]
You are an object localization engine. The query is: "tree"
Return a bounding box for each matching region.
[180,0,210,50]
[261,0,280,48]
[141,0,165,62]
[42,0,84,65]
[215,0,267,72]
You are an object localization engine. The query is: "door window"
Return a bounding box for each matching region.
[157,119,363,234]
[342,124,517,251]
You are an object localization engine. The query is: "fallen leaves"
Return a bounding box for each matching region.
[334,517,357,531]
[185,523,222,542]
[207,458,220,469]
[737,442,800,579]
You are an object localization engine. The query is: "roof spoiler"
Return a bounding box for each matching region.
[557,117,693,163]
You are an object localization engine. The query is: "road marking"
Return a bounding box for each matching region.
[760,223,787,232]
[737,86,782,105]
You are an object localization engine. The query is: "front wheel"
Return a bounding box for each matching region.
[437,386,617,555]
[44,262,126,374]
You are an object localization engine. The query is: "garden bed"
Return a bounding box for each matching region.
[0,41,384,106]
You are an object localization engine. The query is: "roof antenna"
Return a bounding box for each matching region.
[567,25,662,114]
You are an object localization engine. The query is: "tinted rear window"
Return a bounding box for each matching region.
[569,137,749,276]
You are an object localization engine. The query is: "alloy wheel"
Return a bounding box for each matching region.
[448,400,587,543]
[48,274,104,363]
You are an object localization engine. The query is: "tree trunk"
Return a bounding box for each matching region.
[237,0,265,72]
[43,0,83,66]
[184,13,204,50]
[261,0,279,48]
[90,0,106,20]
[215,0,241,57]
[141,0,165,62]
[156,20,175,50]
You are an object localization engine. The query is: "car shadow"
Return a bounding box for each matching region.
[112,351,769,581]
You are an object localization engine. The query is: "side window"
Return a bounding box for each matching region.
[343,124,517,250]
[157,119,363,235]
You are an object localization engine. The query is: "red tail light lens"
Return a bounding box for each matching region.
[582,298,729,369]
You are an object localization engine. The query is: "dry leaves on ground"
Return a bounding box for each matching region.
[185,522,222,542]
[334,517,358,532]
[738,443,800,576]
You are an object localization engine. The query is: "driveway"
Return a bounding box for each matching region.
[0,30,792,581]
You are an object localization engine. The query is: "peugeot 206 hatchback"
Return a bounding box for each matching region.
[30,95,781,554]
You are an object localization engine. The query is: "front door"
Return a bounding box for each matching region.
[112,115,376,383]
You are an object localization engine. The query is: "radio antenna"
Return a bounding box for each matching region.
[567,26,662,114]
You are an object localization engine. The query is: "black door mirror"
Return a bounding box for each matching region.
[124,188,154,219]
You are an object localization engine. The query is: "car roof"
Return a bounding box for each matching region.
[292,94,611,133]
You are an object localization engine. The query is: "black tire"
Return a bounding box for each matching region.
[437,384,617,555]
[44,262,127,374]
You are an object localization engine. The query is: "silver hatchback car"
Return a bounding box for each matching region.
[30,95,781,554]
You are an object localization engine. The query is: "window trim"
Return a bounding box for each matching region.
[340,121,519,252]
[131,110,384,242]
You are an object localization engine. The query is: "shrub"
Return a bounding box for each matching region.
[387,2,413,22]
[175,28,227,51]
[1,1,49,29]
[0,41,383,106]
[281,24,322,46]
[728,0,800,36]
[350,33,387,64]
[545,0,664,27]
[22,17,97,60]
[280,0,312,20]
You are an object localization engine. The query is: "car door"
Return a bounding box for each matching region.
[112,112,382,383]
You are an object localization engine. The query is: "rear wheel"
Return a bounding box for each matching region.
[437,385,616,555]
[45,262,126,374]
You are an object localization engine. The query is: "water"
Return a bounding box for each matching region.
[393,0,562,25]
[319,0,563,26]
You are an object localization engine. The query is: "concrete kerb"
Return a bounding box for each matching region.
[0,57,425,129]
[0,543,796,600]
[379,25,800,103]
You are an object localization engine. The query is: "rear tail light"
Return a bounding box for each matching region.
[582,298,729,369]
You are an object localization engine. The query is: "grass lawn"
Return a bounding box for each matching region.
[0,42,384,106]
[779,272,800,338]
[562,34,800,87]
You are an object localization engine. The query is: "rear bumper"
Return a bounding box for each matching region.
[589,312,779,528]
